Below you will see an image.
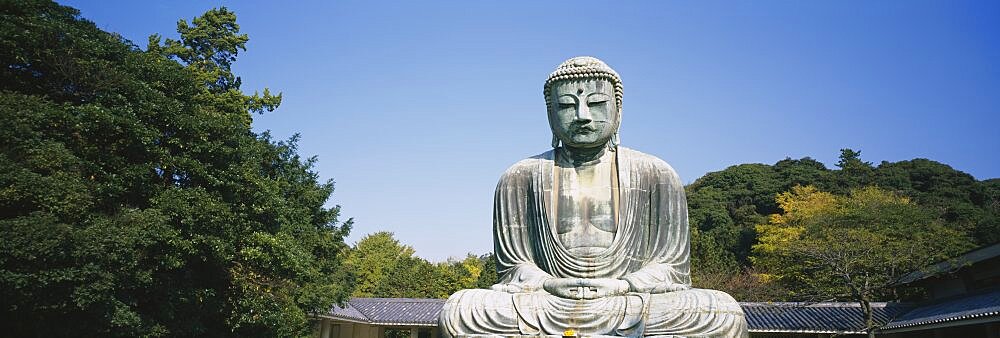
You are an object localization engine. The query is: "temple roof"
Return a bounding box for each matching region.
[881,288,1000,332]
[326,294,1000,332]
[742,302,912,334]
[327,300,370,323]
[325,298,920,333]
[327,298,446,327]
[894,242,1000,286]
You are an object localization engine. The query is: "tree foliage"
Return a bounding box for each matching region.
[686,164,781,272]
[342,232,417,298]
[344,232,497,299]
[691,267,789,302]
[1,2,351,336]
[751,186,973,335]
[687,149,997,280]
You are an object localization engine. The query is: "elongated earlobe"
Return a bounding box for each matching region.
[551,135,560,148]
[611,133,620,148]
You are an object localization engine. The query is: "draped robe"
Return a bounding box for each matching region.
[439,147,748,337]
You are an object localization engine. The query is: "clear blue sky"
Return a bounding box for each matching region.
[62,0,1000,261]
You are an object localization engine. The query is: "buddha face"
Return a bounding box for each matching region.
[548,79,620,149]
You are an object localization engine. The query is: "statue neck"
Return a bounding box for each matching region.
[558,144,614,167]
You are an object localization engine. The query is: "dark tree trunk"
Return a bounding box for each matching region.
[860,297,875,338]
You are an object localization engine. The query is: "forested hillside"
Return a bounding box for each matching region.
[687,149,994,301]
[688,149,997,273]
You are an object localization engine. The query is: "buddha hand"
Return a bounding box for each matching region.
[542,278,630,300]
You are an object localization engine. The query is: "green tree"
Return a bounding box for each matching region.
[429,254,486,298]
[692,267,788,302]
[829,148,875,193]
[343,232,417,298]
[980,178,1000,243]
[685,148,996,280]
[1,2,351,336]
[752,186,972,337]
[773,156,830,191]
[874,158,998,244]
[374,255,439,298]
[344,232,488,299]
[687,187,739,273]
[686,163,781,270]
[475,253,499,289]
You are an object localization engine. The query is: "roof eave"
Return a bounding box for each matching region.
[316,314,372,325]
[749,329,866,334]
[881,311,1000,333]
[369,322,439,327]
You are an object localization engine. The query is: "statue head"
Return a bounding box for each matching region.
[544,56,624,149]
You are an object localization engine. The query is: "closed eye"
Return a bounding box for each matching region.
[558,97,576,109]
[587,93,611,104]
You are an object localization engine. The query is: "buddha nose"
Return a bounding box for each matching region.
[576,103,592,122]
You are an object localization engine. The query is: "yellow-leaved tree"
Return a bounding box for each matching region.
[752,185,972,338]
[753,185,837,277]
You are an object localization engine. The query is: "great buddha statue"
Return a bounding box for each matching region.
[439,57,748,337]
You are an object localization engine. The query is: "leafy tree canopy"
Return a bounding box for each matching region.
[751,185,973,335]
[1,1,350,336]
[687,149,997,279]
[344,232,496,299]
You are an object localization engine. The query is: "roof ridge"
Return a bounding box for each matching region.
[351,297,447,303]
[327,301,371,323]
[741,301,902,307]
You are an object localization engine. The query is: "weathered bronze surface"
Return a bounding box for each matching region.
[439,57,749,338]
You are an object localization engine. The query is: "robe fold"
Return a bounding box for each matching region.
[440,147,748,337]
[493,147,689,292]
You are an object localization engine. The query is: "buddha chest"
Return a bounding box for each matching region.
[555,158,617,255]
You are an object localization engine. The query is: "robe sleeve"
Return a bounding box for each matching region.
[620,157,692,293]
[491,160,553,293]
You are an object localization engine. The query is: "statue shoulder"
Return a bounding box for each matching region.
[618,147,684,185]
[497,149,553,184]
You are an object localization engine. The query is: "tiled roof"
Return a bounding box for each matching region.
[742,302,912,334]
[348,298,446,326]
[327,297,921,333]
[882,288,1000,331]
[328,301,369,323]
[894,242,1000,286]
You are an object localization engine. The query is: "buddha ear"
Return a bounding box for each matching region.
[551,135,561,148]
[611,107,622,148]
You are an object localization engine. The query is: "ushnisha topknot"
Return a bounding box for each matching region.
[544,56,623,115]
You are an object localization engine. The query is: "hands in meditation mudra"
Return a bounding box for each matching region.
[439,57,748,337]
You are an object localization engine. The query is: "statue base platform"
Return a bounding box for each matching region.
[454,335,687,338]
